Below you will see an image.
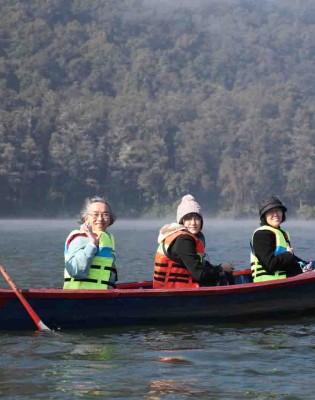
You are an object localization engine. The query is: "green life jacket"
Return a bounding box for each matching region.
[250,226,288,282]
[64,230,116,289]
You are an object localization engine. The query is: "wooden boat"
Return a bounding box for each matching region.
[1,269,315,331]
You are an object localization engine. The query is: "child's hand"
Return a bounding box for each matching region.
[221,262,234,274]
[286,246,294,254]
[302,262,313,273]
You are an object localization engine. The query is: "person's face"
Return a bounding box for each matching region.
[85,202,110,232]
[182,213,202,235]
[265,207,283,228]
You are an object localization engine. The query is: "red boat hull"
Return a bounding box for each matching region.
[1,270,315,330]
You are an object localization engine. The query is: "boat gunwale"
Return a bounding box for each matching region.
[1,271,315,299]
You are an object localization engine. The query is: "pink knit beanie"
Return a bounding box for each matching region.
[176,194,203,224]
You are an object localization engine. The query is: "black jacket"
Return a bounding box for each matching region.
[168,233,223,286]
[252,227,304,277]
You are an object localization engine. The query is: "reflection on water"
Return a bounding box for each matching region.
[2,321,315,398]
[1,219,315,399]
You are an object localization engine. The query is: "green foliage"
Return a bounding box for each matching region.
[296,204,315,220]
[1,0,315,217]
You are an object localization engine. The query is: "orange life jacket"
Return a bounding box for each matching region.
[153,230,205,289]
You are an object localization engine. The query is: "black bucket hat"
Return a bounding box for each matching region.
[259,196,287,218]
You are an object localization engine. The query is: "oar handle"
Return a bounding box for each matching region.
[233,268,251,276]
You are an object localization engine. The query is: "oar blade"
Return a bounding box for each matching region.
[0,264,51,331]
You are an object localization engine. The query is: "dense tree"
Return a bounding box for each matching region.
[1,0,315,217]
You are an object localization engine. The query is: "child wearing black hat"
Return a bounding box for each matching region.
[250,196,312,282]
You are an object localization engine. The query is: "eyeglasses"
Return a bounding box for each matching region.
[88,212,110,219]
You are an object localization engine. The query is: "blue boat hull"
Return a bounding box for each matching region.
[1,271,315,330]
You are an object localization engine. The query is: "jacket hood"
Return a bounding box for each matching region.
[157,222,186,243]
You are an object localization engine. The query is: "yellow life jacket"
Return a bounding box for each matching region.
[64,230,116,289]
[250,226,288,282]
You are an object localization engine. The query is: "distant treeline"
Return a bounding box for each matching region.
[1,0,315,218]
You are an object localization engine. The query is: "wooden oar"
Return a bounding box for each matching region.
[0,264,50,331]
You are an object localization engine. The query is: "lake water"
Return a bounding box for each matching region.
[1,219,315,399]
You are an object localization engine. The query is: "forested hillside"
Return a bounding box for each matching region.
[1,0,315,217]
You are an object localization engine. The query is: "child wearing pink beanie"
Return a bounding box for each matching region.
[176,194,203,227]
[153,194,234,289]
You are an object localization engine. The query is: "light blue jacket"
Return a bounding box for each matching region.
[65,234,98,278]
